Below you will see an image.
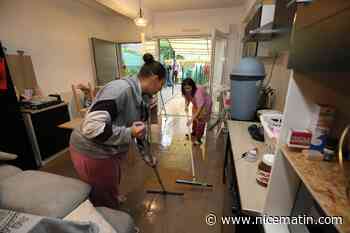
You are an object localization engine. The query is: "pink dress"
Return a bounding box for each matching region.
[191,86,212,122]
[189,86,212,139]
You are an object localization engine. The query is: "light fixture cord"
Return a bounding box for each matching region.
[139,0,143,17]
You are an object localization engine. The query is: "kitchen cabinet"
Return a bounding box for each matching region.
[289,2,350,72]
[263,67,350,233]
[242,0,296,56]
[294,0,350,29]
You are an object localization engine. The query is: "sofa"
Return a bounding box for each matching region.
[0,151,135,233]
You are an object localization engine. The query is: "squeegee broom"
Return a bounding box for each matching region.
[175,115,213,188]
[135,138,184,196]
[160,91,168,121]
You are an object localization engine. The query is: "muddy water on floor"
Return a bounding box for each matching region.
[119,115,225,233]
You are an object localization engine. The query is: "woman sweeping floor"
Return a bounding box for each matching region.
[181,78,212,145]
[69,54,166,209]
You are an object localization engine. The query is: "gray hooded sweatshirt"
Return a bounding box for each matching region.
[70,76,147,159]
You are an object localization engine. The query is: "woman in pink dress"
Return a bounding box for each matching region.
[181,78,212,145]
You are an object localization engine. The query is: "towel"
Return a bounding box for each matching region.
[0,209,99,233]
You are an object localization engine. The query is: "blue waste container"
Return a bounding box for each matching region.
[230,57,265,120]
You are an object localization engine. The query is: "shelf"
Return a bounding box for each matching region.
[286,0,312,8]
[245,22,291,42]
[281,145,350,233]
[243,0,295,54]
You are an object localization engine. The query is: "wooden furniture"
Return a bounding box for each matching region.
[238,1,350,233]
[6,54,41,96]
[58,117,83,130]
[289,0,350,71]
[263,71,350,233]
[293,0,350,29]
[71,83,94,117]
[243,0,350,70]
[21,103,71,167]
[0,43,38,170]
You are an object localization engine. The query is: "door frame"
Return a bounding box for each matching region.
[153,35,214,116]
[209,29,229,98]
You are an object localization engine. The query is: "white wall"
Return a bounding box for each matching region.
[0,0,141,95]
[152,7,245,37]
[109,16,143,42]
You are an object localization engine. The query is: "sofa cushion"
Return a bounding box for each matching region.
[0,170,91,218]
[96,207,135,233]
[0,165,22,182]
[64,200,117,233]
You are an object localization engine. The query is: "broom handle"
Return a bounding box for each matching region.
[160,91,167,118]
[187,114,196,180]
[153,166,166,192]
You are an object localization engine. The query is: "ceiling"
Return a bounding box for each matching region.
[143,0,245,12]
[91,0,246,20]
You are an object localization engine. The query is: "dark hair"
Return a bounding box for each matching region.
[181,78,197,97]
[138,53,166,80]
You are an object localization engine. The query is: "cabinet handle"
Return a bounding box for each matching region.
[286,0,313,8]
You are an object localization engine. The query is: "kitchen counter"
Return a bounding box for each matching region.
[227,120,269,215]
[281,145,350,233]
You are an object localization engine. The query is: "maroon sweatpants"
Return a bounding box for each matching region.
[192,119,206,140]
[69,146,124,209]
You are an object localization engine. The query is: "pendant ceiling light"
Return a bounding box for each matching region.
[134,0,148,27]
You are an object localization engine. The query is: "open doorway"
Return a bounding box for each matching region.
[118,42,143,77]
[158,37,212,117]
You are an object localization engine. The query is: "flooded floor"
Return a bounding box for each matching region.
[42,115,231,233]
[160,93,193,117]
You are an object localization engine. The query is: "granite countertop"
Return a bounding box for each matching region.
[282,145,350,233]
